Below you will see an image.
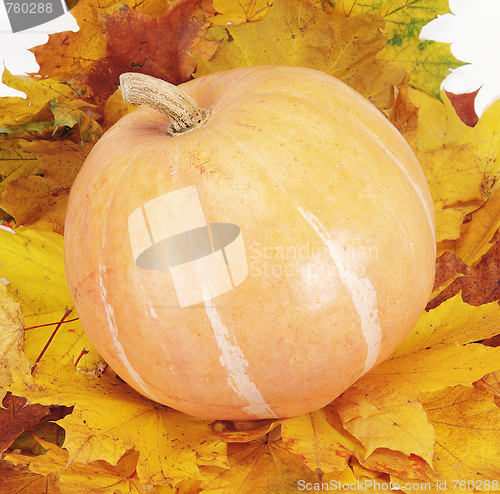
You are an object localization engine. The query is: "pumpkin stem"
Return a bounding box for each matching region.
[119,73,210,136]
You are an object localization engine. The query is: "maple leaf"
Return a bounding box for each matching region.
[0,394,51,454]
[28,0,107,82]
[482,370,500,404]
[469,98,500,182]
[197,436,328,493]
[416,143,484,243]
[418,144,484,212]
[5,437,145,494]
[9,359,227,487]
[0,141,94,230]
[446,89,480,127]
[406,88,500,265]
[0,460,59,494]
[410,87,500,200]
[0,70,77,128]
[0,224,100,371]
[49,99,102,145]
[410,88,476,152]
[421,385,500,481]
[0,283,30,401]
[196,0,406,109]
[102,87,136,130]
[334,293,500,464]
[438,187,500,266]
[342,0,464,99]
[335,387,435,465]
[211,0,274,25]
[280,408,353,475]
[388,76,419,141]
[357,447,437,483]
[430,241,500,309]
[27,0,218,114]
[434,209,464,244]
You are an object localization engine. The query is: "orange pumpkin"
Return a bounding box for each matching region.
[64,66,435,420]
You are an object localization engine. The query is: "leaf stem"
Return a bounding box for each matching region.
[119,72,210,135]
[25,317,79,331]
[479,377,500,399]
[31,307,73,374]
[74,348,89,368]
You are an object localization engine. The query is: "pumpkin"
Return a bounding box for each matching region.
[64,65,436,420]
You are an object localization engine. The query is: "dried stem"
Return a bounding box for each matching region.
[119,72,210,136]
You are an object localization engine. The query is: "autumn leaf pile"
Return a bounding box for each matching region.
[1,0,500,492]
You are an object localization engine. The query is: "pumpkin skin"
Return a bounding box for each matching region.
[64,65,436,420]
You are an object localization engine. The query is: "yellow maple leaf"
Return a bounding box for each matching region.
[407,87,500,265]
[211,0,274,25]
[335,388,435,466]
[10,359,228,487]
[29,0,106,81]
[435,208,464,243]
[374,293,500,386]
[410,88,476,152]
[418,145,484,212]
[102,88,136,130]
[421,385,500,482]
[0,283,30,402]
[5,437,144,494]
[195,0,405,106]
[0,459,59,494]
[0,140,94,230]
[416,143,484,244]
[197,436,334,492]
[471,98,500,180]
[481,370,500,405]
[341,0,462,99]
[0,141,40,194]
[280,408,354,475]
[49,99,102,145]
[0,70,77,128]
[0,224,100,371]
[359,447,437,483]
[438,187,500,266]
[334,293,500,465]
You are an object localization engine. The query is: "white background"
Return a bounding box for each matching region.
[0,0,499,117]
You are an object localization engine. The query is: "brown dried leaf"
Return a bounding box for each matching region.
[0,394,51,454]
[446,89,480,127]
[49,0,217,112]
[388,77,419,143]
[428,237,500,310]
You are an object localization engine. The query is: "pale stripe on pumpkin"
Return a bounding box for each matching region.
[204,293,277,419]
[99,265,161,402]
[364,129,436,249]
[296,207,382,375]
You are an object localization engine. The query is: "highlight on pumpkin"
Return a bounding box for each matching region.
[129,186,248,308]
